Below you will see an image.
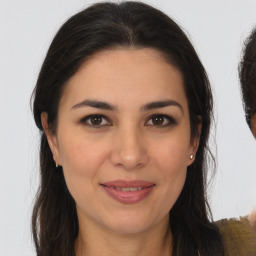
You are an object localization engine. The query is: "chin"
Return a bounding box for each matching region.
[104,211,162,235]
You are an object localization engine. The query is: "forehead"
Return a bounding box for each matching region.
[60,48,188,110]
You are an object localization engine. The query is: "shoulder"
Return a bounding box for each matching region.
[215,216,256,256]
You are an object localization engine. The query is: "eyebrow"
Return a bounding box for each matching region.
[71,100,117,111]
[71,99,183,113]
[141,100,184,114]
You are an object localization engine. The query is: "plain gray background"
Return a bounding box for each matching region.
[1,0,256,255]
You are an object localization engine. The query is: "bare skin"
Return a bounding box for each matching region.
[74,214,172,256]
[42,48,200,256]
[249,115,256,229]
[250,113,256,139]
[248,210,256,230]
[248,114,256,230]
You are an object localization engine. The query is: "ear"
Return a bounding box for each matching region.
[41,112,62,166]
[187,117,202,166]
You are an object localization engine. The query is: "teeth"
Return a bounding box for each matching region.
[111,187,143,192]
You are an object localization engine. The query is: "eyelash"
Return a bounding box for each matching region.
[79,114,176,128]
[80,114,111,127]
[146,114,177,127]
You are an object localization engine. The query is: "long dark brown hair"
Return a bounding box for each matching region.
[32,2,224,255]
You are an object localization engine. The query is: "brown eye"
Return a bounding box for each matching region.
[90,116,103,125]
[146,114,176,127]
[80,115,110,127]
[152,116,164,125]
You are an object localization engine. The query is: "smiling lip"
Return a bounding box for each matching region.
[100,180,155,204]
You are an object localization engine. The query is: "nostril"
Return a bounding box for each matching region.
[109,147,148,170]
[109,130,149,170]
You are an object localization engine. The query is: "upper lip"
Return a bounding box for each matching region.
[100,180,155,188]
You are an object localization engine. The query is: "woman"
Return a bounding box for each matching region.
[214,29,256,256]
[239,28,256,139]
[31,2,224,255]
[239,26,256,237]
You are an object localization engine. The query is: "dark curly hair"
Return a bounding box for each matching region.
[31,2,224,256]
[239,28,256,127]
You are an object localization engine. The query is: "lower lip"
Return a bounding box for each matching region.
[101,185,155,204]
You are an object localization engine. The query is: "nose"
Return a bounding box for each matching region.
[109,126,149,171]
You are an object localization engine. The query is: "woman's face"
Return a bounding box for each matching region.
[42,48,199,235]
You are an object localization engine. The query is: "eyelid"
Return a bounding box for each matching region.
[79,113,176,128]
[80,114,111,127]
[145,114,177,127]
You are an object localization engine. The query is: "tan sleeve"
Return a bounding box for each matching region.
[216,217,256,256]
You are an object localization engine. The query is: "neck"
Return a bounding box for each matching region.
[74,215,172,256]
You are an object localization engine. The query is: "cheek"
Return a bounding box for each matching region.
[57,134,110,193]
[59,134,107,170]
[159,146,187,192]
[153,136,190,171]
[58,135,111,209]
[151,136,189,200]
[251,116,256,138]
